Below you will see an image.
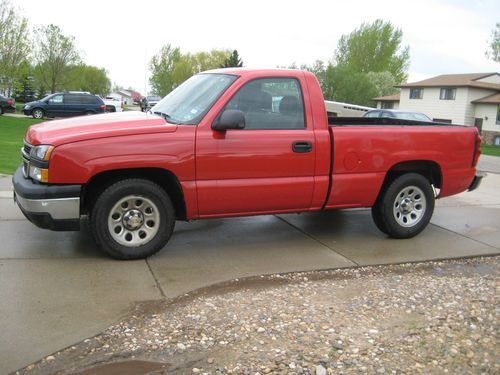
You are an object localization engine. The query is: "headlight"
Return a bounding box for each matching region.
[24,104,31,110]
[31,145,54,161]
[29,165,49,182]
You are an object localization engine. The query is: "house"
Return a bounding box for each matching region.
[108,90,143,105]
[372,93,400,109]
[373,73,500,145]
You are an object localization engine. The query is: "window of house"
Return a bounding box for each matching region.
[440,88,456,100]
[381,102,394,109]
[409,88,423,99]
[496,105,500,124]
[224,78,305,129]
[494,136,500,146]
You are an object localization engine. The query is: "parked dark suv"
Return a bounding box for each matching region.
[0,95,15,115]
[23,92,105,119]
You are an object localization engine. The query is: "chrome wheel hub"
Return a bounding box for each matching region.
[108,195,160,247]
[122,209,144,230]
[393,186,426,227]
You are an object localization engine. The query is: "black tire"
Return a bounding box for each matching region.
[371,173,434,239]
[371,201,389,235]
[32,108,44,119]
[0,107,4,115]
[90,179,175,260]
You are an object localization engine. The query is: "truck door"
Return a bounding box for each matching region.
[195,76,316,216]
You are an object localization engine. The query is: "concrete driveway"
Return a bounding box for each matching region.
[1,159,499,374]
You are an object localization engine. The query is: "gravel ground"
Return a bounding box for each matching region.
[17,256,499,375]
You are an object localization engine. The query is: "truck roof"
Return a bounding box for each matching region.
[204,68,307,77]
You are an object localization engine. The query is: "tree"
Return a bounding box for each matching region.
[12,60,36,102]
[33,24,80,93]
[322,65,378,106]
[366,71,398,97]
[220,50,243,68]
[485,22,499,62]
[149,44,182,96]
[64,64,111,96]
[0,0,30,97]
[335,19,410,84]
[149,45,231,96]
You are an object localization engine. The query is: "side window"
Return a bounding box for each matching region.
[380,111,394,118]
[224,78,305,130]
[48,95,63,104]
[81,95,96,104]
[64,94,81,104]
[364,111,380,118]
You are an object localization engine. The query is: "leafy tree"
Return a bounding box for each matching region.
[485,22,499,62]
[149,44,182,96]
[12,60,36,102]
[366,71,398,97]
[323,65,378,106]
[335,19,410,84]
[33,24,81,93]
[220,50,243,68]
[149,45,231,96]
[0,0,30,97]
[64,64,111,96]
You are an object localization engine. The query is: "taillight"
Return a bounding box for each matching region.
[100,105,106,111]
[7,99,14,105]
[472,130,481,167]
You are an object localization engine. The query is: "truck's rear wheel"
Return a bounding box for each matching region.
[371,173,434,238]
[90,179,175,259]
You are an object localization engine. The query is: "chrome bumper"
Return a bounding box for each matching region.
[14,193,80,220]
[12,166,82,231]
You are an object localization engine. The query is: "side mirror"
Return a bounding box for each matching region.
[212,109,245,131]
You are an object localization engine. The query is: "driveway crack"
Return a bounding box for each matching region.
[145,259,166,298]
[275,215,360,266]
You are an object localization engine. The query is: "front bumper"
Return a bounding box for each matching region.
[2,105,15,113]
[468,173,485,192]
[12,167,82,231]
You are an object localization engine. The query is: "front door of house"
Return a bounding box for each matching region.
[474,118,483,134]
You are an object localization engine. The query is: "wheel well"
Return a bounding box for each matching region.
[381,160,442,192]
[82,168,187,220]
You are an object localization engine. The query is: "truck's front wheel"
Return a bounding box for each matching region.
[371,173,434,238]
[90,179,175,259]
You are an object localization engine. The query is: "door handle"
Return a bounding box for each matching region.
[292,141,313,153]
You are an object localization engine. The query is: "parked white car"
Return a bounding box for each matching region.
[100,96,123,112]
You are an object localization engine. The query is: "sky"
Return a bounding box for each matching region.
[11,0,500,95]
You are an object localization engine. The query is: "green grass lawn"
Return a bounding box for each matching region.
[481,144,500,157]
[0,116,43,175]
[15,102,25,112]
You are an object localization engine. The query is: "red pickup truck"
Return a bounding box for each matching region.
[13,69,483,259]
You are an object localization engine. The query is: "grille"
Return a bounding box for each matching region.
[21,141,32,178]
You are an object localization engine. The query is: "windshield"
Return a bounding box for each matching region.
[148,96,161,101]
[393,112,432,121]
[151,73,238,125]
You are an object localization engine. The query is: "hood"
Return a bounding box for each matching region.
[26,111,178,146]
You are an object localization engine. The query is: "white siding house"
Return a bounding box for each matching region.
[108,91,134,106]
[373,73,500,145]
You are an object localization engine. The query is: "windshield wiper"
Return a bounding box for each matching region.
[152,111,181,124]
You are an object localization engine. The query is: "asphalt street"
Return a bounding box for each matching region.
[0,157,499,374]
